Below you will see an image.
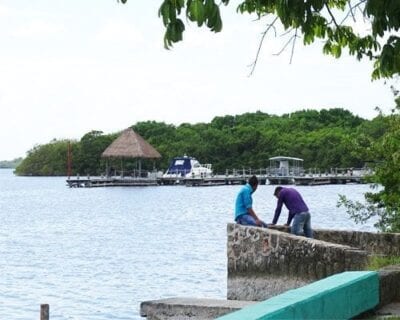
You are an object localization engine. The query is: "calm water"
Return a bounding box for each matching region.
[0,169,376,319]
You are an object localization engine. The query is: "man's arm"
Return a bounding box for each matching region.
[271,197,284,224]
[286,212,295,225]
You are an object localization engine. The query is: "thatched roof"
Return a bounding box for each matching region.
[101,128,161,159]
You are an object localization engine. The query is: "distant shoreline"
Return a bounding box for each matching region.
[0,158,23,169]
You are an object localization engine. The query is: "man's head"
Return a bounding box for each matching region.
[248,175,258,191]
[274,186,283,198]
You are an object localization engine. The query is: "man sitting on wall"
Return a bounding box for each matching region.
[270,186,313,238]
[234,175,268,228]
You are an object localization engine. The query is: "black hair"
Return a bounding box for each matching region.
[248,175,258,187]
[274,186,283,196]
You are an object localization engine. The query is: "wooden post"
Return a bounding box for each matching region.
[40,304,49,320]
[67,142,72,179]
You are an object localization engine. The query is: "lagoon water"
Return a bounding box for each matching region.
[0,169,377,319]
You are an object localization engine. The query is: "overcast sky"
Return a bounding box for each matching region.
[0,0,396,160]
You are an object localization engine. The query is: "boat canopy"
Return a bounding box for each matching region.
[166,157,192,176]
[269,156,304,162]
[269,156,304,176]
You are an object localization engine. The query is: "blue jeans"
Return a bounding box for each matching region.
[236,214,268,228]
[291,212,313,238]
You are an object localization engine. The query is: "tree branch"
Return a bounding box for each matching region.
[248,16,279,76]
[289,28,298,64]
[273,32,298,58]
[325,4,340,28]
[340,0,368,25]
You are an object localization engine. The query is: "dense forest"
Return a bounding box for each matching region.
[14,108,388,176]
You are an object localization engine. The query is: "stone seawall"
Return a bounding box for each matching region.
[314,229,400,256]
[227,224,369,301]
[140,225,400,319]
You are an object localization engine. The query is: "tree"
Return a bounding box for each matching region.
[119,0,400,79]
[338,89,400,232]
[14,139,71,176]
[75,130,116,175]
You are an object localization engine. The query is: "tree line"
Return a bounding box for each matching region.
[14,108,387,177]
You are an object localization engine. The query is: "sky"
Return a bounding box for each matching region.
[0,0,397,160]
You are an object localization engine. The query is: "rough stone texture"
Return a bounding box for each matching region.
[374,302,400,317]
[227,224,369,301]
[227,275,309,301]
[314,229,400,256]
[377,265,400,307]
[140,298,256,320]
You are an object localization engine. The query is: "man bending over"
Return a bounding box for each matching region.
[271,186,313,238]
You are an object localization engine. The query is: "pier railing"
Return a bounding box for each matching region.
[66,167,372,187]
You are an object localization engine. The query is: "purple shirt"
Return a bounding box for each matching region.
[273,188,309,225]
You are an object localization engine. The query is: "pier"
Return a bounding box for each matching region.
[66,173,366,188]
[66,176,158,188]
[66,174,266,188]
[294,174,365,185]
[66,152,371,187]
[66,168,368,188]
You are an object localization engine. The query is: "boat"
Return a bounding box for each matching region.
[163,156,212,179]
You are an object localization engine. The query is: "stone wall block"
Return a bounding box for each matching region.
[344,249,368,270]
[315,229,400,257]
[315,261,326,279]
[378,265,400,306]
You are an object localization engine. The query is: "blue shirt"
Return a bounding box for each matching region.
[273,187,309,225]
[235,183,254,220]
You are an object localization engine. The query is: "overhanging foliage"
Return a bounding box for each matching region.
[119,0,400,79]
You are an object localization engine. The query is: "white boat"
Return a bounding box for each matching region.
[163,156,212,178]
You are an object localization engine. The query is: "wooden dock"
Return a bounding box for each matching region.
[294,175,365,186]
[267,176,294,185]
[182,176,267,187]
[66,177,158,188]
[66,175,267,188]
[66,172,367,188]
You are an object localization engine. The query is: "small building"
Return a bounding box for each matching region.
[101,128,161,178]
[268,156,304,184]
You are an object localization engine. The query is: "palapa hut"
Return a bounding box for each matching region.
[101,128,161,177]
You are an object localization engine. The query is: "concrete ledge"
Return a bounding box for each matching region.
[217,271,379,320]
[140,298,256,320]
[377,265,400,307]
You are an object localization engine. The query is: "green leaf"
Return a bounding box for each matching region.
[205,0,214,14]
[210,11,222,32]
[189,0,205,27]
[331,44,342,58]
[158,1,171,27]
[206,4,220,30]
[169,1,177,23]
[310,0,324,11]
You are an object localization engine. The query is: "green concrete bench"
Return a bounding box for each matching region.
[217,271,379,320]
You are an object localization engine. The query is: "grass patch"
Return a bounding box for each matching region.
[369,317,400,319]
[367,255,400,270]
